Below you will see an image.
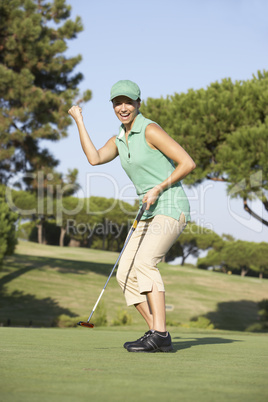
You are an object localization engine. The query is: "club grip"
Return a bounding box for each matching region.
[132,202,147,229]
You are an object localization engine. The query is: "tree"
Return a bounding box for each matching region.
[166,222,223,265]
[140,71,268,227]
[0,185,18,266]
[80,197,137,251]
[198,239,268,277]
[5,169,81,244]
[249,242,268,279]
[15,195,138,250]
[0,0,91,187]
[219,240,254,276]
[217,123,268,226]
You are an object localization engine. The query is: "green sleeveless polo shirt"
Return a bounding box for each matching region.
[115,113,191,222]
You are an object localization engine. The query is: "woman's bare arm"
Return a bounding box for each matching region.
[68,105,118,165]
[143,123,196,208]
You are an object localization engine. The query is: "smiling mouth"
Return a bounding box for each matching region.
[120,113,130,119]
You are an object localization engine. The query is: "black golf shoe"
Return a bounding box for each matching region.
[126,330,173,353]
[123,331,151,349]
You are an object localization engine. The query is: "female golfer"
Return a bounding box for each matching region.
[68,80,195,352]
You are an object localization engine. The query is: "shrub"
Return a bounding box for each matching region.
[246,299,268,332]
[111,308,132,326]
[53,315,78,328]
[93,302,108,327]
[166,319,181,327]
[0,186,18,267]
[183,316,215,330]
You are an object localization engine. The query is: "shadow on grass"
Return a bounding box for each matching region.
[0,286,78,327]
[0,254,114,288]
[172,336,241,352]
[200,300,260,331]
[0,254,112,327]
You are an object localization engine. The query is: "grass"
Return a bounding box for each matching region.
[0,241,267,330]
[0,327,267,402]
[0,241,268,401]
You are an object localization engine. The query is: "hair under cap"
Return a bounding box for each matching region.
[110,80,141,101]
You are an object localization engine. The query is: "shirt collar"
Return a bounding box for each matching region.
[117,113,144,139]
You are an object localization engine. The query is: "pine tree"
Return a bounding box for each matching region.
[140,71,268,226]
[0,0,91,187]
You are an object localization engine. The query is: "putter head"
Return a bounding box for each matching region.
[77,321,94,328]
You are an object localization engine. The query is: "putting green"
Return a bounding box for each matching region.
[0,327,267,402]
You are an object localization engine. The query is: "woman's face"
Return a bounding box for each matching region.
[112,96,140,128]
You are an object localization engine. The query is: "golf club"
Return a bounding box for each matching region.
[77,202,147,328]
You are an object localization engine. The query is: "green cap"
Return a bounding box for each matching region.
[110,80,141,101]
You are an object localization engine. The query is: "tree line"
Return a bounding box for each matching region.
[2,185,268,278]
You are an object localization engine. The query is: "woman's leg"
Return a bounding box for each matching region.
[133,214,186,332]
[146,283,166,332]
[117,214,186,333]
[134,300,153,329]
[116,220,149,307]
[125,214,186,352]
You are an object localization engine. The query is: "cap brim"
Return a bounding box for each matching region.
[110,92,139,101]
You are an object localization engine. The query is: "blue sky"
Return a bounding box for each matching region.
[49,0,268,242]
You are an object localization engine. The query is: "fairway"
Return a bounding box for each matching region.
[0,327,267,402]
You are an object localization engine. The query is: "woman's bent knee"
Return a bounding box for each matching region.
[116,264,124,286]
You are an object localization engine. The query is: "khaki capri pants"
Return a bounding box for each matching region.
[116,213,187,306]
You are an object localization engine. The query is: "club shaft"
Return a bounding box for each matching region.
[88,289,105,322]
[86,227,134,322]
[86,203,147,323]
